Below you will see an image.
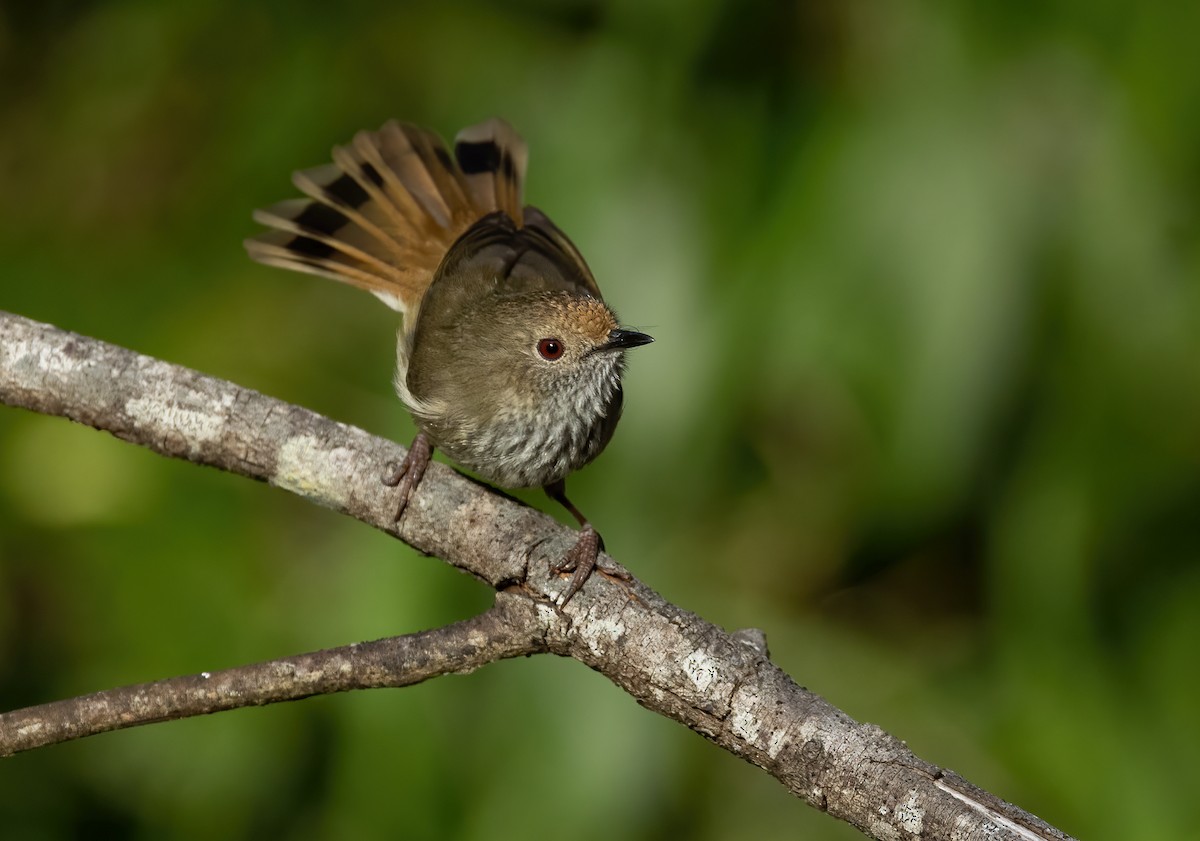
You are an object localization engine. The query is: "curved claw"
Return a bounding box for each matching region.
[551,525,601,607]
[382,432,433,522]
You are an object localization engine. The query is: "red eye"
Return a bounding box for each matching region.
[537,338,564,360]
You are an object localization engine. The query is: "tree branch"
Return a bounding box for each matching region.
[0,595,545,754]
[0,310,1074,841]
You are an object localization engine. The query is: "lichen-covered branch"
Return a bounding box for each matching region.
[0,310,1074,841]
[0,596,545,755]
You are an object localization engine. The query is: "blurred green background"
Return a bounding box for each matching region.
[2,1,1198,838]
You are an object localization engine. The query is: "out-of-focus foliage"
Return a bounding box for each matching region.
[1,1,1197,838]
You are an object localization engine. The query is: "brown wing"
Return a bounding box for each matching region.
[433,208,602,302]
[520,207,602,299]
[245,119,528,314]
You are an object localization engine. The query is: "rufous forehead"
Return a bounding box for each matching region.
[567,298,618,342]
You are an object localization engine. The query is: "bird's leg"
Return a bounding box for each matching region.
[545,480,628,606]
[382,431,433,522]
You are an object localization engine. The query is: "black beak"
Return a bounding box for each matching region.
[600,328,654,352]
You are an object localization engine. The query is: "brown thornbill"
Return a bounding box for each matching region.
[245,119,652,605]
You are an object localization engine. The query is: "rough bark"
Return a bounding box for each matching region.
[0,310,1074,841]
[0,598,545,754]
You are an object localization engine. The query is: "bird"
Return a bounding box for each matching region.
[244,118,652,605]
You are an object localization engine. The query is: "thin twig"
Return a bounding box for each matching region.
[0,595,544,756]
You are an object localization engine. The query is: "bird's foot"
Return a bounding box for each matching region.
[549,526,633,606]
[549,525,600,607]
[381,432,433,523]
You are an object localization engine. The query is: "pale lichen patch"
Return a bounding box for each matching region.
[275,434,357,509]
[124,384,234,457]
[727,683,790,758]
[580,613,627,656]
[730,700,762,744]
[126,398,226,452]
[765,725,789,758]
[682,649,718,693]
[18,721,46,738]
[4,335,90,380]
[896,790,924,835]
[867,818,902,841]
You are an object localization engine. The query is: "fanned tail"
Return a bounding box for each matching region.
[454,118,528,227]
[245,119,529,314]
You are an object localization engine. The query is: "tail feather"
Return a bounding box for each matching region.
[455,118,528,226]
[381,122,476,227]
[244,231,411,311]
[312,146,449,270]
[245,118,529,315]
[251,199,407,282]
